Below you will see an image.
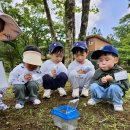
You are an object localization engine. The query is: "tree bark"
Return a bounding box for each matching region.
[64,0,75,66]
[78,0,90,41]
[43,0,57,42]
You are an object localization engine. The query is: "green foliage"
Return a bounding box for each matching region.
[108,7,130,66]
[0,0,67,71]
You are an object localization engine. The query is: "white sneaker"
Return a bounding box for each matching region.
[43,89,51,98]
[15,103,24,109]
[87,98,98,105]
[81,88,89,97]
[114,105,123,112]
[0,94,3,98]
[25,96,29,100]
[33,99,41,105]
[0,103,8,111]
[57,87,67,97]
[72,88,79,98]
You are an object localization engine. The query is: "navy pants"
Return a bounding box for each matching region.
[42,72,68,90]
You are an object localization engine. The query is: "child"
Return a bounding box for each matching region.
[40,42,68,98]
[0,61,8,110]
[0,89,8,110]
[8,45,42,109]
[88,45,130,111]
[68,41,95,98]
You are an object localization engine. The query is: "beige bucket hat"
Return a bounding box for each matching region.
[0,10,22,41]
[23,51,42,66]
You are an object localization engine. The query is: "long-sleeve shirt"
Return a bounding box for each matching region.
[8,63,42,85]
[92,64,130,93]
[68,59,95,78]
[40,60,68,77]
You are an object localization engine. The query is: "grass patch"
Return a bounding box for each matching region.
[0,74,130,130]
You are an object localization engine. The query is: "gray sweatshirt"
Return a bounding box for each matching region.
[68,59,95,76]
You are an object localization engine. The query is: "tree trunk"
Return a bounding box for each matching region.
[43,0,57,42]
[64,0,75,66]
[78,0,90,41]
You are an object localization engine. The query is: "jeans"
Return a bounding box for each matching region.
[90,83,124,106]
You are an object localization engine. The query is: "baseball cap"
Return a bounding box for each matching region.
[49,42,63,53]
[91,45,119,59]
[71,41,88,51]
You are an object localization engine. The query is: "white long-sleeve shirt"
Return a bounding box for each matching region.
[8,63,42,85]
[40,60,68,77]
[68,59,95,77]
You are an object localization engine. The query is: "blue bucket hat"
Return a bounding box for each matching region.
[91,45,119,59]
[71,41,88,51]
[49,42,63,53]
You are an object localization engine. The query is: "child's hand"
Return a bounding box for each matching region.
[51,69,57,78]
[101,77,107,83]
[77,69,86,74]
[24,74,32,81]
[106,75,113,81]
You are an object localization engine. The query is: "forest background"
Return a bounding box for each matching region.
[0,0,130,72]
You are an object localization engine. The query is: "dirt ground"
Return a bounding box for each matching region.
[0,86,130,130]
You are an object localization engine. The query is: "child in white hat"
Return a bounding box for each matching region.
[8,45,42,109]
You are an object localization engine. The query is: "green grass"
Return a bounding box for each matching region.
[0,74,130,130]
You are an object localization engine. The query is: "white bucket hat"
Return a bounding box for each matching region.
[0,10,22,41]
[23,51,42,66]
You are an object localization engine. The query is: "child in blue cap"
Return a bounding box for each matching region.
[68,41,95,98]
[40,42,68,98]
[88,45,130,111]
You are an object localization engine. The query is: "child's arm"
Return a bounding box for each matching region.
[40,61,53,77]
[9,66,28,85]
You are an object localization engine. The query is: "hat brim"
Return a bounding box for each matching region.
[91,50,110,59]
[50,45,63,53]
[0,11,22,41]
[71,46,87,51]
[23,51,42,66]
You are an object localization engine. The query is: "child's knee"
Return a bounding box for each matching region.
[14,84,25,91]
[69,71,77,79]
[90,83,99,91]
[27,81,39,88]
[109,84,122,93]
[59,72,68,80]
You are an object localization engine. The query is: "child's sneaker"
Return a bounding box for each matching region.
[0,94,3,98]
[15,103,24,109]
[57,87,67,97]
[87,98,100,105]
[72,88,79,98]
[0,103,8,111]
[25,96,29,100]
[114,105,123,112]
[81,88,89,97]
[43,89,51,98]
[33,99,41,105]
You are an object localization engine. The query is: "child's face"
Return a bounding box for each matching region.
[98,54,118,71]
[24,63,38,71]
[74,51,88,64]
[50,52,63,64]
